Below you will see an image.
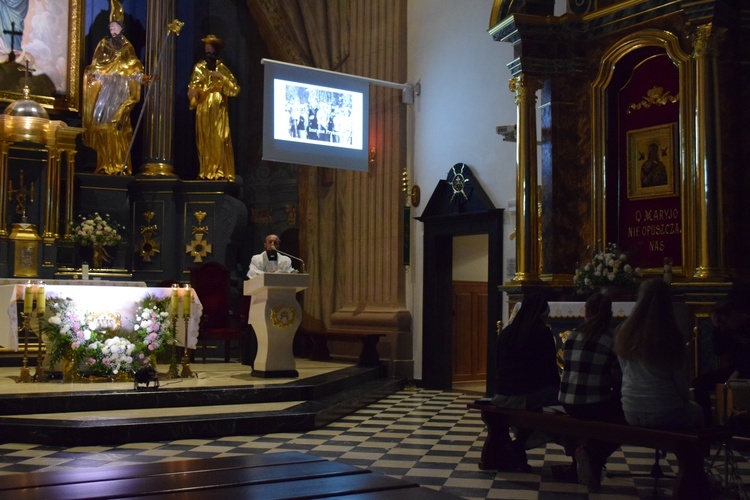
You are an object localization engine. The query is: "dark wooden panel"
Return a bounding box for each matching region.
[0,452,322,491]
[452,281,488,382]
[15,459,365,499]
[3,451,452,500]
[151,473,421,499]
[335,488,461,499]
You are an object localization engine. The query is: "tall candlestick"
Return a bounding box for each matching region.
[36,283,46,312]
[23,283,33,315]
[183,285,191,315]
[170,284,179,317]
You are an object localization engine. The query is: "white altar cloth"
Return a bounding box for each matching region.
[549,301,635,319]
[0,284,202,351]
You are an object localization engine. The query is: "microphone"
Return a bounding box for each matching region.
[275,248,305,273]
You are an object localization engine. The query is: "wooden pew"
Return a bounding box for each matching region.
[467,399,731,499]
[3,451,455,499]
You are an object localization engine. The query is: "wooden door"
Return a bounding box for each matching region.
[451,281,488,382]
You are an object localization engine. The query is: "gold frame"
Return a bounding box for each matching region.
[626,123,678,200]
[0,0,83,113]
[590,29,694,275]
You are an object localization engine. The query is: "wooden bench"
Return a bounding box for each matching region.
[302,329,385,366]
[467,399,731,499]
[0,450,456,499]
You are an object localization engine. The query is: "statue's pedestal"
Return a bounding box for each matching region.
[244,273,309,378]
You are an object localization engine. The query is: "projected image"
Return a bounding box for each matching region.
[274,79,364,150]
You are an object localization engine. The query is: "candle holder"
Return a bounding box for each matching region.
[163,312,180,380]
[180,315,196,378]
[33,283,46,382]
[18,312,32,383]
[32,310,47,382]
[180,285,196,378]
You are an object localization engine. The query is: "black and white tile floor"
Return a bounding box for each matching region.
[0,389,747,499]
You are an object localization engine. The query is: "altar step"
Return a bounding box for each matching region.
[0,363,405,447]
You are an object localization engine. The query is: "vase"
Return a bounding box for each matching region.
[79,244,116,269]
[62,354,77,383]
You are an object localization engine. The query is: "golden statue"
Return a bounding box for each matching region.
[82,0,150,175]
[187,35,240,181]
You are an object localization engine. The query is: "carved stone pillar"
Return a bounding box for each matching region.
[324,0,412,378]
[141,0,177,176]
[510,74,542,283]
[691,23,726,280]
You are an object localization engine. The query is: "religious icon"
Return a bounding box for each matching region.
[0,0,83,112]
[627,123,678,200]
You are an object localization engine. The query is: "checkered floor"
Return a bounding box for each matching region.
[0,389,747,499]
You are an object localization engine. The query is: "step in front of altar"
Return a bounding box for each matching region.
[0,363,405,446]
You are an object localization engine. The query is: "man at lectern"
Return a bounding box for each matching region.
[247,234,293,278]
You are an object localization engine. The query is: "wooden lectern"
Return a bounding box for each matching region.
[244,273,310,378]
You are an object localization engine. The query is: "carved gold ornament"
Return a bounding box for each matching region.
[185,211,212,263]
[270,305,296,328]
[191,211,208,234]
[186,233,212,263]
[627,86,679,114]
[138,211,160,262]
[8,169,34,219]
[167,19,185,36]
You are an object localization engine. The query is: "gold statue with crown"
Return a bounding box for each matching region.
[82,0,151,176]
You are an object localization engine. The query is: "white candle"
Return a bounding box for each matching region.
[23,283,33,315]
[183,285,192,315]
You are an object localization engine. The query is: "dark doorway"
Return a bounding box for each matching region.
[418,177,503,393]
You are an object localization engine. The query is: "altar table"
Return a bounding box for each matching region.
[0,284,202,351]
[549,301,635,319]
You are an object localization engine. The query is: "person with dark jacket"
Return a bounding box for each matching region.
[490,293,559,471]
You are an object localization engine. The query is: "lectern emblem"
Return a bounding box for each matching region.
[270,305,296,328]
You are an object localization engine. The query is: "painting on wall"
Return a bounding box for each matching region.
[627,123,678,200]
[0,0,83,112]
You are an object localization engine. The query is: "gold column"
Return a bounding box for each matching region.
[691,24,726,279]
[64,150,76,239]
[42,148,59,239]
[0,141,9,236]
[510,74,542,283]
[141,0,177,176]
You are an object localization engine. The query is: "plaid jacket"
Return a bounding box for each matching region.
[558,328,622,405]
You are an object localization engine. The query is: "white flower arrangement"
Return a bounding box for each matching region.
[88,337,136,376]
[67,212,124,247]
[41,295,175,379]
[573,242,640,292]
[132,296,175,355]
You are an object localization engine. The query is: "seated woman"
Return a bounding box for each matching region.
[614,279,703,429]
[558,292,623,490]
[491,293,560,471]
